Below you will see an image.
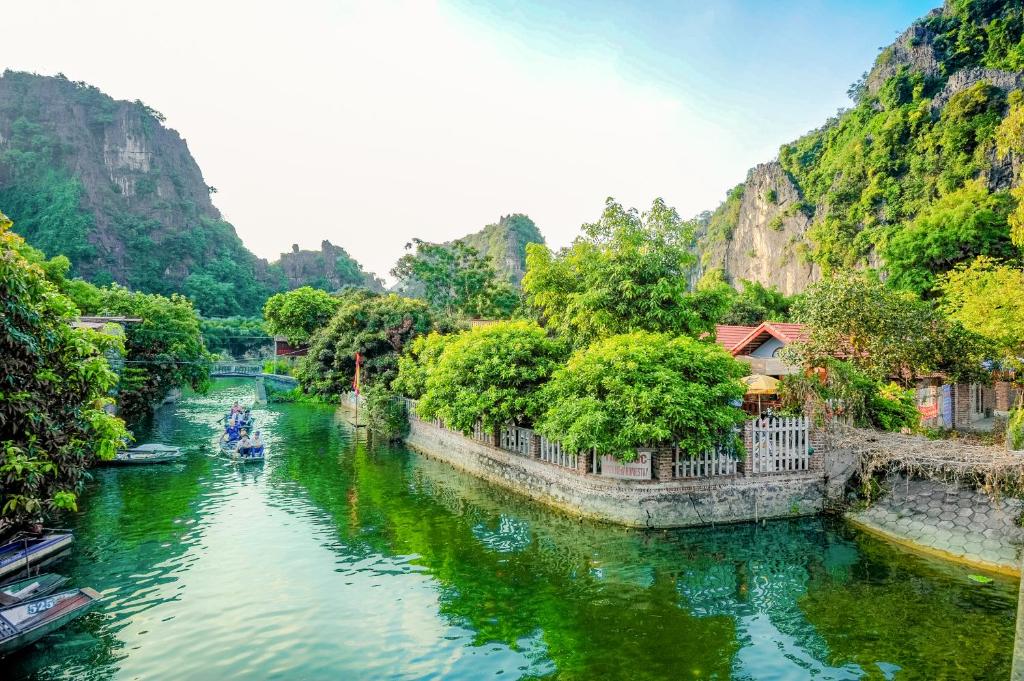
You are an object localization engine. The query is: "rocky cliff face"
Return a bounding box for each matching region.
[458,213,544,285]
[0,71,228,280]
[276,241,384,292]
[695,0,1024,295]
[0,71,378,314]
[696,163,819,295]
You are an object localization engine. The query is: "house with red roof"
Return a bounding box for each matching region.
[715,322,808,378]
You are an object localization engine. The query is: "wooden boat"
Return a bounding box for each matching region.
[220,438,266,462]
[0,587,101,657]
[0,533,74,581]
[0,574,68,605]
[104,443,184,466]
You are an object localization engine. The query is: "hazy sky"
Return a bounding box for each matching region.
[4,0,936,279]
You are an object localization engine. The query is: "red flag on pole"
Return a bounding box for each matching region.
[353,352,361,396]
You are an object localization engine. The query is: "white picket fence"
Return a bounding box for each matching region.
[500,426,533,457]
[401,399,811,479]
[674,446,738,478]
[539,436,578,469]
[748,416,810,474]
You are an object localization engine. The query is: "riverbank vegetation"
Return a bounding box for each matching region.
[1,209,215,528]
[385,198,752,459]
[0,213,129,528]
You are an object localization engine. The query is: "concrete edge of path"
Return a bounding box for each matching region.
[846,514,1021,577]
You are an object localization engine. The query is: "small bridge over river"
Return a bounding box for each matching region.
[211,362,299,402]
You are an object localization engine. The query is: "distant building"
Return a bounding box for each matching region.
[274,336,308,358]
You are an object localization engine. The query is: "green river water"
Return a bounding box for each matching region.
[5,379,1020,680]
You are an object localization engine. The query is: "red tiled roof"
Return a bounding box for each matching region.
[714,325,758,351]
[730,322,809,356]
[764,322,809,344]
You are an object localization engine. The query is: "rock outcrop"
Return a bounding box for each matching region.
[0,70,379,313]
[696,163,819,295]
[865,15,941,96]
[458,213,544,285]
[694,1,1024,296]
[276,241,384,292]
[931,67,1024,111]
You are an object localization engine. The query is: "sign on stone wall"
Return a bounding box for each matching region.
[940,385,953,428]
[600,450,652,480]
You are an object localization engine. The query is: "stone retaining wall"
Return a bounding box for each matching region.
[847,478,1024,575]
[405,417,830,528]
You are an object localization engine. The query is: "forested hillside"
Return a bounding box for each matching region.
[697,0,1024,296]
[458,213,544,285]
[0,70,378,315]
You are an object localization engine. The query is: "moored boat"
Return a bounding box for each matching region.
[0,574,68,605]
[104,443,184,466]
[0,587,101,657]
[0,533,74,581]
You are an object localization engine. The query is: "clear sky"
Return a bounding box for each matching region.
[3,0,937,280]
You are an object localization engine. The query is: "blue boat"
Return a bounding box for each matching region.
[0,533,74,581]
[0,587,101,657]
[220,438,266,462]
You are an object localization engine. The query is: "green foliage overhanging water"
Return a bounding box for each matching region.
[7,379,1017,680]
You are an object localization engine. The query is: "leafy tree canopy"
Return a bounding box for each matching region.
[778,359,919,432]
[787,271,991,385]
[392,239,518,318]
[298,292,445,398]
[536,332,747,461]
[937,255,1024,361]
[415,321,566,432]
[96,286,211,420]
[523,198,723,347]
[883,180,1015,295]
[1,212,128,528]
[719,276,795,326]
[263,286,343,346]
[201,316,270,359]
[391,331,453,400]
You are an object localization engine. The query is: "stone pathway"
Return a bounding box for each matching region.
[848,478,1024,573]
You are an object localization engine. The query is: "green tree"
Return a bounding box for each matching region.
[937,255,1024,360]
[200,316,271,359]
[98,286,211,420]
[183,273,240,317]
[523,198,723,346]
[1,213,128,528]
[883,180,1015,295]
[537,332,747,461]
[392,239,511,318]
[298,293,443,398]
[392,332,453,400]
[416,321,565,432]
[720,278,795,325]
[788,271,990,385]
[263,286,343,345]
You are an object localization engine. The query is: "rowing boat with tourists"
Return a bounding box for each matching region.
[219,402,266,461]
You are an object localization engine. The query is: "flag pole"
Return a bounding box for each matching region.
[353,351,361,429]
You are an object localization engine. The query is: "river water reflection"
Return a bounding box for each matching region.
[6,379,1018,680]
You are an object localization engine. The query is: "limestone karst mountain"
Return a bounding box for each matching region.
[0,70,378,314]
[694,0,1024,296]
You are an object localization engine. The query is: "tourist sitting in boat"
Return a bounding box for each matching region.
[250,431,264,455]
[237,430,253,456]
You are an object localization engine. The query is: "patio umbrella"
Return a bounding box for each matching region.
[741,374,780,415]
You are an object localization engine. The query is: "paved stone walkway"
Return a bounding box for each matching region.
[848,478,1024,573]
